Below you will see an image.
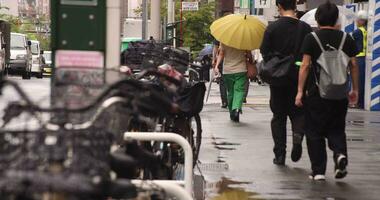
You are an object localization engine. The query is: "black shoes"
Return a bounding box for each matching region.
[230,109,240,123]
[335,154,348,179]
[291,133,304,162]
[221,102,228,108]
[273,155,286,166]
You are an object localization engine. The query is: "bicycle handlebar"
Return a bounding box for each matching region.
[0,71,175,115]
[136,69,183,86]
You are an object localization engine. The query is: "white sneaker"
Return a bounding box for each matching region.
[309,174,326,181]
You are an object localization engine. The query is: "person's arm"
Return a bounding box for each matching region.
[295,54,311,107]
[214,45,224,75]
[246,51,257,78]
[212,45,219,68]
[349,57,359,104]
[260,29,272,62]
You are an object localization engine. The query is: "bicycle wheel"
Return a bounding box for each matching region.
[189,114,202,166]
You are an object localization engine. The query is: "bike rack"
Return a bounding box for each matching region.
[124,132,193,193]
[132,180,193,200]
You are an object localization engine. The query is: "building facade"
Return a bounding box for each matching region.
[0,0,19,16]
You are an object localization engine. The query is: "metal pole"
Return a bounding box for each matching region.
[106,0,121,70]
[142,0,147,40]
[180,0,183,47]
[168,0,174,24]
[151,0,161,40]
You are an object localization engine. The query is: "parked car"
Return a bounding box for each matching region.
[9,33,32,79]
[42,50,52,75]
[30,40,43,78]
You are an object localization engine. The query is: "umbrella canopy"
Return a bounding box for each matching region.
[198,44,213,57]
[300,5,356,28]
[210,14,266,50]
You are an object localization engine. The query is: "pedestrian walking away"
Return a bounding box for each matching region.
[213,40,228,108]
[352,10,368,109]
[210,14,265,123]
[296,1,359,181]
[260,0,312,165]
[215,44,256,122]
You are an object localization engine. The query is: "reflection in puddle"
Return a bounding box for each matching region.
[347,120,380,126]
[208,177,262,200]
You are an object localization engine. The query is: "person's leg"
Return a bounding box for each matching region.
[219,65,228,108]
[231,73,247,111]
[326,99,349,179]
[270,85,288,164]
[306,131,327,177]
[288,84,305,162]
[243,79,249,103]
[223,74,235,113]
[305,95,328,177]
[357,57,366,109]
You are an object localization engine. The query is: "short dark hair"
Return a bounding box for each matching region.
[315,1,339,26]
[276,0,297,11]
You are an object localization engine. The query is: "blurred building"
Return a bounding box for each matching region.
[121,0,128,35]
[0,0,19,16]
[18,0,49,18]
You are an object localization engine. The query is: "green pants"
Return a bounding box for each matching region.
[224,72,248,112]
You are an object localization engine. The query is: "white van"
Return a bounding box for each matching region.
[30,40,43,78]
[9,33,32,79]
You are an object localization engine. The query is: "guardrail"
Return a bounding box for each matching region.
[124,132,194,194]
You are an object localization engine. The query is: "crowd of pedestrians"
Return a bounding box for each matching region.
[211,0,362,181]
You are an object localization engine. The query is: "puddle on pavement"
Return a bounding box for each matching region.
[212,140,240,151]
[347,120,380,126]
[206,177,262,200]
[212,142,241,146]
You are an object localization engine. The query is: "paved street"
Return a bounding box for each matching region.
[2,77,380,200]
[0,76,50,129]
[197,82,380,200]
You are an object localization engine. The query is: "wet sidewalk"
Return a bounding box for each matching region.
[195,83,380,200]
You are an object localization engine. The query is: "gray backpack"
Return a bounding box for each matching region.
[311,32,350,100]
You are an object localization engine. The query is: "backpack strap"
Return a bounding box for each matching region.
[339,32,347,50]
[311,32,325,52]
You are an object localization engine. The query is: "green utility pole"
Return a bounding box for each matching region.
[50,0,120,117]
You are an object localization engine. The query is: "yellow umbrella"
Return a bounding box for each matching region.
[210,14,266,50]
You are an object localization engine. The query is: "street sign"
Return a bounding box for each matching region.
[254,0,271,8]
[182,2,199,11]
[55,50,104,69]
[60,0,98,6]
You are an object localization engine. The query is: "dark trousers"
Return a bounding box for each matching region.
[244,80,249,101]
[270,85,305,157]
[218,65,228,105]
[357,56,366,108]
[305,95,348,175]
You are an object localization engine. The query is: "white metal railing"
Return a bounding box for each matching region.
[124,132,193,194]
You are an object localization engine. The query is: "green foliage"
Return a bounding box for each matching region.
[160,1,215,53]
[181,2,215,52]
[0,14,51,50]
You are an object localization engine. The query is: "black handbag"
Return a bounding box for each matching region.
[259,21,304,86]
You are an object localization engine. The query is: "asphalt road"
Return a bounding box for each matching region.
[0,76,51,129]
[197,83,380,200]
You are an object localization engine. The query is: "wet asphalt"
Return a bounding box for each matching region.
[196,82,380,200]
[2,77,380,200]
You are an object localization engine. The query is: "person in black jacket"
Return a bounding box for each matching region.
[296,1,359,181]
[260,0,312,165]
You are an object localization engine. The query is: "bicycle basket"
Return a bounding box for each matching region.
[176,82,206,117]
